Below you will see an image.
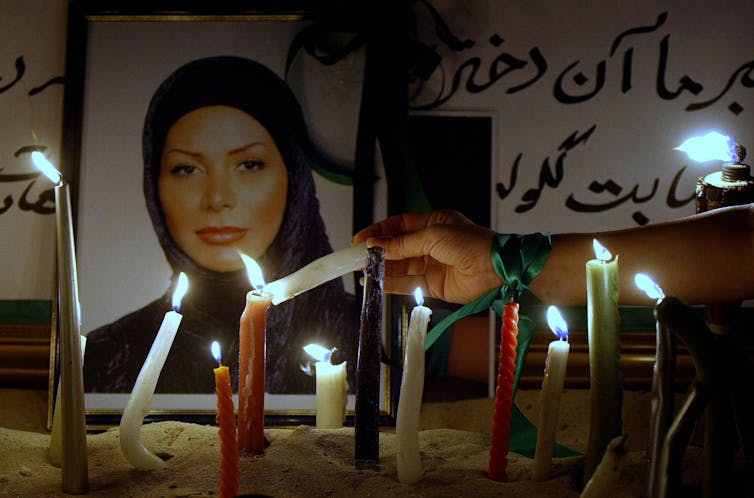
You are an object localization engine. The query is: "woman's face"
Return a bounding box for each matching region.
[159,105,288,273]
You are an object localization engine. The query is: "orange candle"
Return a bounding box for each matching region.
[212,341,238,498]
[238,289,271,456]
[488,300,519,482]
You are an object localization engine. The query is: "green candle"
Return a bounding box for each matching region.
[584,239,622,483]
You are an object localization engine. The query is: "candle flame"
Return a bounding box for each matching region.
[30,151,62,184]
[546,305,568,340]
[211,340,221,363]
[674,131,733,163]
[240,253,265,288]
[634,273,665,301]
[413,287,424,307]
[304,343,332,363]
[172,272,189,310]
[592,239,612,261]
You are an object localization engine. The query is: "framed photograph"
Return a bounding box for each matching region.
[56,1,393,428]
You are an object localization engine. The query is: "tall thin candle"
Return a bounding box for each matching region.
[31,151,88,494]
[396,288,431,484]
[634,273,674,498]
[238,255,271,456]
[212,341,238,498]
[584,239,622,482]
[354,246,385,469]
[532,305,570,481]
[119,272,189,470]
[488,300,519,482]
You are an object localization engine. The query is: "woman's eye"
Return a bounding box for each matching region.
[238,159,264,172]
[169,164,201,176]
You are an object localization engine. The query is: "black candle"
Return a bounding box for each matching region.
[354,246,385,469]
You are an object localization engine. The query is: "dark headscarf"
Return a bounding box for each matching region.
[141,56,358,393]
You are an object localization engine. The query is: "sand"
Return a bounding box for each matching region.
[0,388,712,497]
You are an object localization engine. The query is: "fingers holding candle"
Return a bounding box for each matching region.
[354,212,501,305]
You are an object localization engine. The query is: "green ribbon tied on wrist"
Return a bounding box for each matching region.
[424,231,552,354]
[423,231,578,458]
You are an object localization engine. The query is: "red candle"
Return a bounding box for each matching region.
[238,289,271,456]
[488,300,519,482]
[212,342,238,498]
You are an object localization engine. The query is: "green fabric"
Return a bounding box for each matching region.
[0,300,52,325]
[424,232,580,457]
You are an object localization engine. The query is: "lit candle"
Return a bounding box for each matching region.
[119,272,188,470]
[584,239,622,482]
[212,341,238,498]
[238,254,272,456]
[304,344,347,429]
[396,287,431,484]
[646,281,733,498]
[264,242,367,305]
[674,131,733,163]
[31,151,88,494]
[354,246,385,469]
[532,305,570,481]
[488,300,519,482]
[634,273,677,498]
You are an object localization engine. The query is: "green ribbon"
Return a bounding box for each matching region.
[424,232,579,458]
[425,232,552,352]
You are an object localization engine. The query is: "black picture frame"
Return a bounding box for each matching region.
[56,0,396,429]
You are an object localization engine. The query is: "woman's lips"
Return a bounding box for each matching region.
[196,226,248,244]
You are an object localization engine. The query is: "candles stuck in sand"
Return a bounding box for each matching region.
[120,272,189,470]
[585,239,622,481]
[532,306,570,481]
[396,288,431,484]
[32,151,89,494]
[354,246,385,469]
[488,300,519,482]
[238,255,271,456]
[212,341,238,498]
[304,344,348,429]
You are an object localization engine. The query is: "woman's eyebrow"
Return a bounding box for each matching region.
[231,141,266,155]
[163,147,203,158]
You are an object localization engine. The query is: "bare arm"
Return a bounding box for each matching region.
[353,205,754,306]
[537,203,754,305]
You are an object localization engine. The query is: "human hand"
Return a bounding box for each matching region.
[351,210,502,304]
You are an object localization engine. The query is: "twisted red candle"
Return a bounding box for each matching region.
[238,290,271,456]
[488,300,519,482]
[214,362,238,498]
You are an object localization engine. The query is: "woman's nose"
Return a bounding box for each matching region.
[202,171,236,211]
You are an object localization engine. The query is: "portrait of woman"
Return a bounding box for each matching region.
[83,56,360,395]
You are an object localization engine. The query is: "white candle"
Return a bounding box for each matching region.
[585,239,622,482]
[263,243,367,305]
[396,288,432,484]
[581,434,629,498]
[32,151,88,494]
[532,305,570,481]
[304,344,348,429]
[119,272,188,470]
[634,273,672,498]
